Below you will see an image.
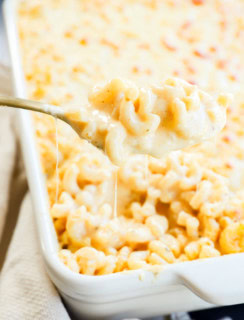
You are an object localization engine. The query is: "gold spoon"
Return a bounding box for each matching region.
[0,94,92,144]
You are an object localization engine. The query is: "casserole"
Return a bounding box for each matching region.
[3,0,244,318]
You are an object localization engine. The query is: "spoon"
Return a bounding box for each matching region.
[0,94,90,144]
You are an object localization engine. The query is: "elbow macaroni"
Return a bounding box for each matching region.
[19,0,244,275]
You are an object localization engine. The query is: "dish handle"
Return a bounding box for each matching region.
[175,253,244,305]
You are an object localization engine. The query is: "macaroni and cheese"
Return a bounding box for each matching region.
[18,0,244,275]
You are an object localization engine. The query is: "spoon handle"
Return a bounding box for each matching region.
[0,95,65,119]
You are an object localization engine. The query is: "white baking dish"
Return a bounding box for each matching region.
[3,0,244,318]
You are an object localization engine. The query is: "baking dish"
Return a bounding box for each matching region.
[3,0,244,318]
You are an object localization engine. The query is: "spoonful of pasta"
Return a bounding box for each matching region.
[0,77,230,165]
